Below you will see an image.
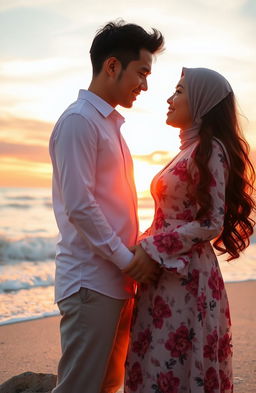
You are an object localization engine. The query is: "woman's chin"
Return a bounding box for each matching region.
[166,118,179,128]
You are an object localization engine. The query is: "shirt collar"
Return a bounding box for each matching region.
[78,89,125,124]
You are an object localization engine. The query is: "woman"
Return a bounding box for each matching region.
[124,67,255,393]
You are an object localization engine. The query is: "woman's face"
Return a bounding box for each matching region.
[166,76,193,129]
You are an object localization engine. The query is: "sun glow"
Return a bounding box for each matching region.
[1,158,52,187]
[133,159,162,197]
[0,58,83,77]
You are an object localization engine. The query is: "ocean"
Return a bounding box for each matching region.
[0,187,255,326]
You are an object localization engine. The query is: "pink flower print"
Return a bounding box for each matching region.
[176,254,190,268]
[172,159,189,182]
[197,291,207,321]
[126,362,143,391]
[176,209,193,221]
[155,207,165,230]
[204,367,219,393]
[165,267,178,273]
[185,269,199,297]
[165,325,194,363]
[152,295,172,329]
[219,370,232,393]
[203,330,218,361]
[155,177,168,201]
[153,232,183,255]
[132,328,152,358]
[218,333,232,362]
[156,370,180,393]
[208,268,224,300]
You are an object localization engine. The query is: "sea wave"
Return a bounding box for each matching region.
[6,195,36,201]
[0,201,52,209]
[0,234,56,263]
[44,202,52,209]
[0,260,55,293]
[1,310,60,326]
[0,285,58,325]
[0,203,32,209]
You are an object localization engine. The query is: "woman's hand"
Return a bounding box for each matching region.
[123,245,161,284]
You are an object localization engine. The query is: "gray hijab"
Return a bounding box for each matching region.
[179,67,233,150]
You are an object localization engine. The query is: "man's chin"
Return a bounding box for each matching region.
[120,101,133,109]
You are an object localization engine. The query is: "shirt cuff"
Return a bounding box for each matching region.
[110,243,134,270]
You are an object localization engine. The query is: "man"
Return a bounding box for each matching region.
[49,20,164,393]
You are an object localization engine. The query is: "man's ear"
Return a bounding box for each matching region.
[103,57,121,77]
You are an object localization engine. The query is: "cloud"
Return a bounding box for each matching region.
[133,151,173,165]
[0,141,50,163]
[0,5,70,59]
[0,131,174,168]
[0,0,255,153]
[0,58,85,79]
[196,0,247,9]
[0,115,53,144]
[0,116,52,133]
[0,0,61,13]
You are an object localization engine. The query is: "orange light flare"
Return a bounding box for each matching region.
[133,151,173,197]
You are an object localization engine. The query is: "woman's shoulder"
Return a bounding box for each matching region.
[212,137,230,167]
[186,137,229,163]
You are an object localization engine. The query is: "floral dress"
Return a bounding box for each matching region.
[124,140,233,393]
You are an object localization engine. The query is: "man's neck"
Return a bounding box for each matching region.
[88,78,116,108]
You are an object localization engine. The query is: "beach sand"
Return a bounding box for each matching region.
[0,281,255,392]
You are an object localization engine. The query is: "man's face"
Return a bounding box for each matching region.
[112,49,153,108]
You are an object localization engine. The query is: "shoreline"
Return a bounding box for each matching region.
[0,312,60,328]
[0,281,255,392]
[1,278,255,327]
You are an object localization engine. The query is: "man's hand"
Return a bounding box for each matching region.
[122,245,161,284]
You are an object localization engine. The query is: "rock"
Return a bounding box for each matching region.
[0,372,57,393]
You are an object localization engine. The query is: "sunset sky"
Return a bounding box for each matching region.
[0,0,255,193]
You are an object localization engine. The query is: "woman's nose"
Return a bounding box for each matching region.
[167,95,173,104]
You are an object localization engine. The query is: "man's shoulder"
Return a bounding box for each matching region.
[53,99,103,132]
[61,98,98,121]
[51,100,104,143]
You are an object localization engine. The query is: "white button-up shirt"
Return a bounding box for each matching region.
[49,90,139,302]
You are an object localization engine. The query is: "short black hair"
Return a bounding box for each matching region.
[90,20,164,75]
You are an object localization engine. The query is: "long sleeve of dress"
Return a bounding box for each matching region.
[140,141,229,275]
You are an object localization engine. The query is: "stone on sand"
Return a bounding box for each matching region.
[0,372,57,393]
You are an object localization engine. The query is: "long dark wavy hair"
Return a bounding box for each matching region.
[194,92,255,260]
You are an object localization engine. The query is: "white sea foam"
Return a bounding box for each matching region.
[1,311,60,326]
[0,235,56,262]
[0,187,255,325]
[0,260,55,293]
[0,286,59,325]
[6,195,36,200]
[0,203,32,209]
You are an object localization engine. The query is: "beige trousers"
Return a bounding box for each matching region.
[52,288,133,393]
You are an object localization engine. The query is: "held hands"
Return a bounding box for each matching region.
[122,244,161,284]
